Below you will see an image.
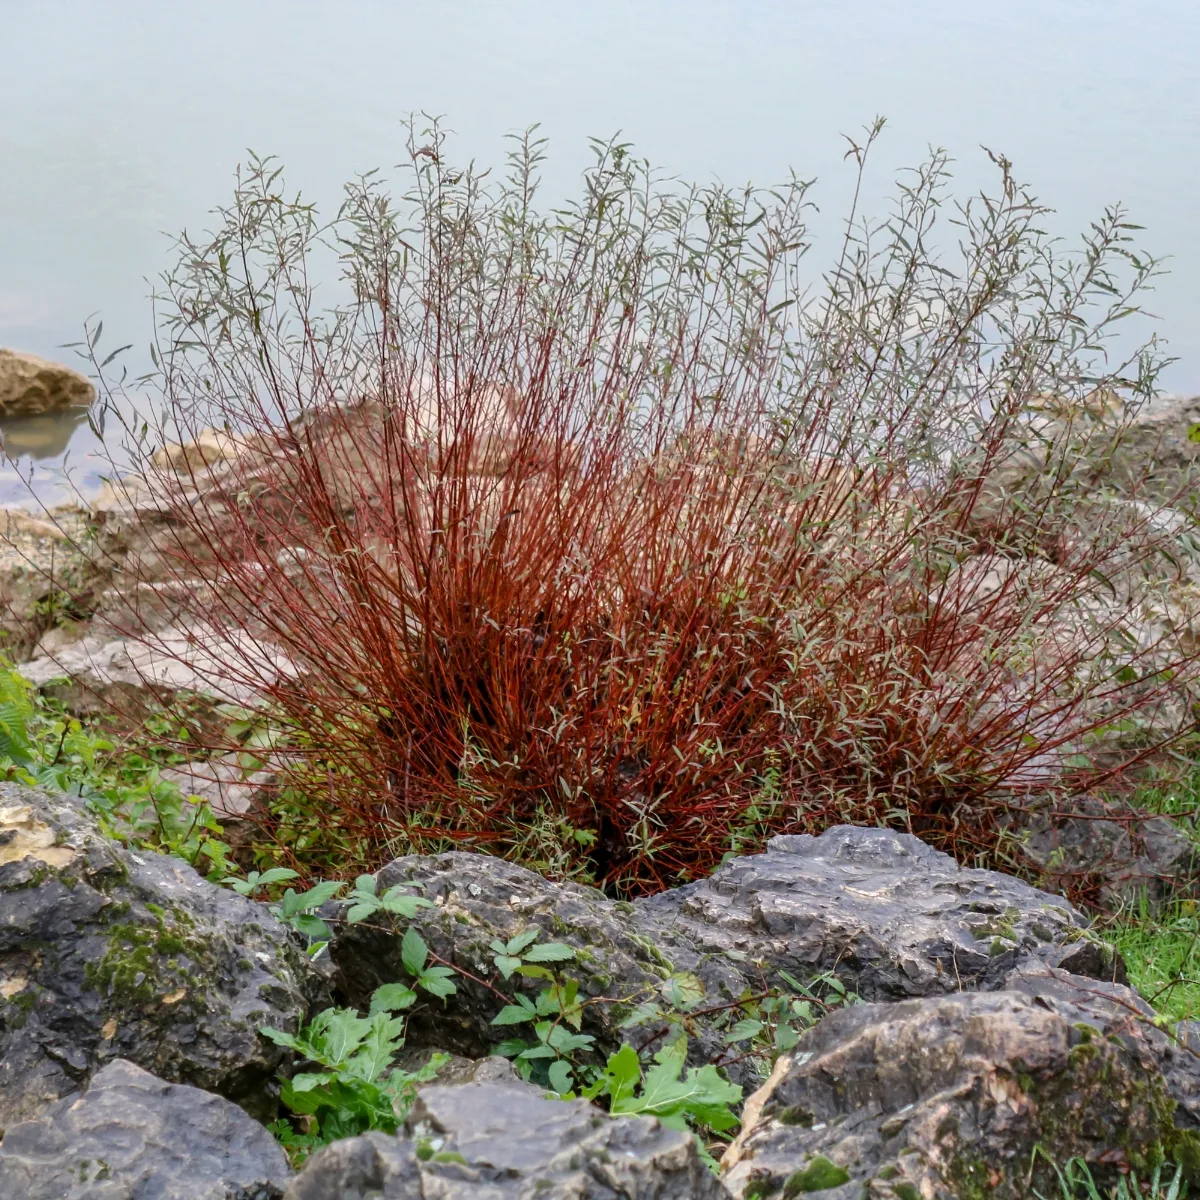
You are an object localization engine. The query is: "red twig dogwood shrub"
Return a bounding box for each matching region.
[83,119,1199,894]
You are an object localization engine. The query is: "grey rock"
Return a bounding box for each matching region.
[721,974,1197,1200]
[1097,391,1200,499]
[329,828,1120,1091]
[19,624,297,716]
[0,348,95,417]
[1008,793,1198,908]
[284,1081,727,1199]
[0,782,320,1127]
[0,1058,289,1199]
[636,826,1121,998]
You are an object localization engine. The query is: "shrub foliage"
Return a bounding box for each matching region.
[87,117,1198,893]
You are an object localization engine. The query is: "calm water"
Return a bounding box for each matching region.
[2,0,1198,504]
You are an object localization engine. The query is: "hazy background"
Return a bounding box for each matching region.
[1,0,1197,498]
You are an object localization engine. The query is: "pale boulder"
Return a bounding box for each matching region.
[0,348,94,417]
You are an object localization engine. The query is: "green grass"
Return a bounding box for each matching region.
[1107,898,1200,1021]
[1099,759,1200,1022]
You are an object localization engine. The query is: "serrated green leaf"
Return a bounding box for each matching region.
[774,1023,800,1051]
[416,966,457,999]
[257,867,299,886]
[494,954,522,980]
[380,888,433,918]
[345,1012,404,1083]
[598,1043,641,1106]
[505,928,541,955]
[369,983,418,1013]
[345,901,379,924]
[724,1018,764,1043]
[401,927,428,977]
[291,914,332,941]
[492,999,538,1026]
[517,1044,557,1059]
[288,1070,337,1093]
[490,1037,530,1057]
[547,1059,574,1095]
[618,1001,663,1029]
[523,942,576,963]
[662,972,705,1011]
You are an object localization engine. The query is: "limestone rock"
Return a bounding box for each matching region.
[721,973,1199,1199]
[18,622,297,715]
[0,348,94,417]
[0,1058,289,1200]
[160,753,283,820]
[283,1081,726,1199]
[0,507,94,660]
[1010,792,1198,907]
[0,782,319,1127]
[636,826,1119,999]
[1098,391,1200,499]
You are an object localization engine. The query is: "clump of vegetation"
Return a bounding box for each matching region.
[1033,1152,1186,1199]
[0,664,233,873]
[73,117,1200,900]
[252,873,746,1168]
[82,115,1199,898]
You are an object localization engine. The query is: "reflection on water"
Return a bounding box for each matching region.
[0,406,93,461]
[0,396,134,511]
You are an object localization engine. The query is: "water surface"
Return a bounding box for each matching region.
[2,0,1197,504]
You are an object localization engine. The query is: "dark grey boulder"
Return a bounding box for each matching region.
[0,782,320,1127]
[1008,793,1198,908]
[329,828,1121,1090]
[0,1057,290,1200]
[720,973,1198,1200]
[637,826,1123,1000]
[284,1080,727,1199]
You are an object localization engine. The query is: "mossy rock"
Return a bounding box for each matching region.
[722,984,1200,1200]
[0,781,323,1125]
